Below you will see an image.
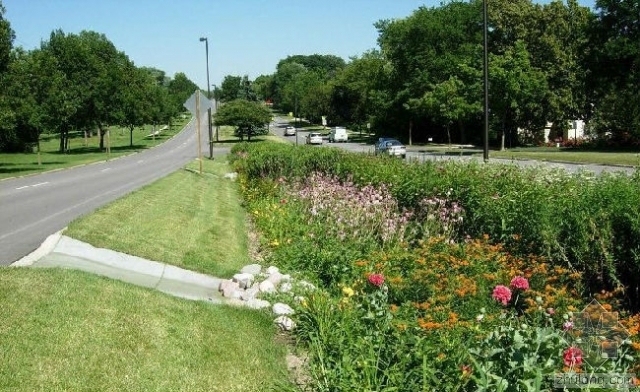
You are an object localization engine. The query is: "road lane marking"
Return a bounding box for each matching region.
[101,168,111,172]
[15,186,29,190]
[32,182,49,187]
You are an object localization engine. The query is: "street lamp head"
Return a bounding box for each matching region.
[199,37,207,42]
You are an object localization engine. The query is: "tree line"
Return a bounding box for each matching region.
[220,0,639,148]
[0,1,200,153]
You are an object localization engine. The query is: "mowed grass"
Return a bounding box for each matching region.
[214,125,288,145]
[65,158,249,278]
[484,148,640,166]
[0,117,190,180]
[0,268,290,392]
[404,145,640,166]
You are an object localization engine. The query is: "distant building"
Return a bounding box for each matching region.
[519,120,585,145]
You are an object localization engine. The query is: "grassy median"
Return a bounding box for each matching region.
[1,155,294,391]
[66,158,248,278]
[0,268,290,392]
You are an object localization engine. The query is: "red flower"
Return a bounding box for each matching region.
[563,346,583,367]
[510,276,530,291]
[368,273,385,287]
[492,285,512,306]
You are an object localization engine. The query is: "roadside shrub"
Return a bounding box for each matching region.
[231,142,640,309]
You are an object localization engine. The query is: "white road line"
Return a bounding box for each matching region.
[15,186,29,190]
[32,182,49,187]
[101,168,111,172]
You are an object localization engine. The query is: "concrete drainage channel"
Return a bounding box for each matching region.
[11,230,310,332]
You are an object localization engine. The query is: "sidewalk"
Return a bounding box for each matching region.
[12,230,226,304]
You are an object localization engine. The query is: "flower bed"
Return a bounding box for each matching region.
[230,142,640,390]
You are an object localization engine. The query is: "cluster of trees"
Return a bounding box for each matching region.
[0,1,199,153]
[223,0,639,148]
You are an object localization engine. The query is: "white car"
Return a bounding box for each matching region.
[284,126,296,136]
[329,127,348,143]
[306,132,323,145]
[375,138,406,158]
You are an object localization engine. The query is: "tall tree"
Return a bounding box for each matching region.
[219,75,243,102]
[213,99,271,141]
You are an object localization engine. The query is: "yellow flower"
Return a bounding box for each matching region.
[270,239,279,247]
[342,287,355,297]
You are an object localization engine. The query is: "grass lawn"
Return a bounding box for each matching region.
[214,125,288,145]
[0,268,290,391]
[484,148,640,166]
[0,117,190,180]
[65,158,249,278]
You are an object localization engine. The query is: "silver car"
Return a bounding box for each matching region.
[306,132,323,145]
[375,138,406,158]
[284,126,296,136]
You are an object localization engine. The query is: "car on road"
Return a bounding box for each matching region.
[328,127,348,143]
[306,132,323,145]
[375,138,406,159]
[284,126,296,136]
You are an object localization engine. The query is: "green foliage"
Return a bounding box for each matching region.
[236,143,640,391]
[232,142,640,309]
[213,99,271,141]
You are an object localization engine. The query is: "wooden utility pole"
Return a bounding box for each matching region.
[196,90,203,175]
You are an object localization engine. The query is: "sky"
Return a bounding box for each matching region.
[4,0,596,91]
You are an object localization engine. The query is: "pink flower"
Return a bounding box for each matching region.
[510,276,530,291]
[492,285,512,306]
[563,321,574,331]
[563,346,583,367]
[368,273,385,288]
[546,307,555,315]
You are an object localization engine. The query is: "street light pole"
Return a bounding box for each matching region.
[212,84,219,142]
[483,0,490,162]
[199,37,213,159]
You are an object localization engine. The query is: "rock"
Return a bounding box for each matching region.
[280,274,292,282]
[274,316,296,331]
[241,264,262,275]
[259,280,276,293]
[267,271,284,286]
[231,289,244,300]
[273,303,295,316]
[246,299,271,309]
[222,281,240,297]
[279,282,293,293]
[266,266,280,275]
[224,172,238,180]
[240,285,260,301]
[233,273,254,289]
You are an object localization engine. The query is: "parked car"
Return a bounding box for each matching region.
[329,127,348,143]
[306,132,323,145]
[284,126,296,136]
[375,138,406,158]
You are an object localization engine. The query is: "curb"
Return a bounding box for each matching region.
[11,228,66,267]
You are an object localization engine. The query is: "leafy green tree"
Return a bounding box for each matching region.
[329,50,392,131]
[168,72,199,115]
[489,41,548,150]
[586,0,640,142]
[0,0,13,74]
[409,76,479,145]
[219,75,243,102]
[213,99,271,141]
[252,74,275,102]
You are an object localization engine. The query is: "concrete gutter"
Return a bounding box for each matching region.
[12,232,225,304]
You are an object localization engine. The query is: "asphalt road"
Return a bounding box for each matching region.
[0,118,225,265]
[271,117,637,176]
